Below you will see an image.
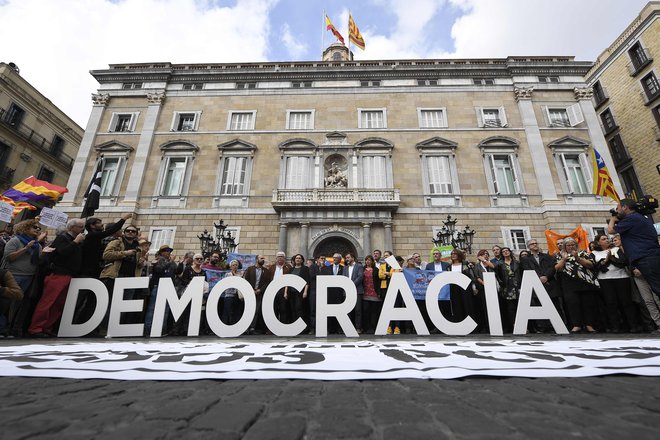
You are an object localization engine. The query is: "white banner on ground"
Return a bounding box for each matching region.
[39,207,68,230]
[0,339,659,380]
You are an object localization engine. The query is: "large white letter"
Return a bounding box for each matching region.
[513,270,568,335]
[483,272,503,336]
[262,274,307,336]
[375,272,428,335]
[315,275,358,337]
[107,277,149,337]
[58,278,108,337]
[425,272,477,335]
[205,277,256,337]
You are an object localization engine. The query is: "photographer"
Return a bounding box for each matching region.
[608,198,660,296]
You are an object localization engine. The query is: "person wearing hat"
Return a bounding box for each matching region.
[144,244,178,335]
[80,213,133,278]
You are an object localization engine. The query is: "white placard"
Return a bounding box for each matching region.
[0,339,659,380]
[0,201,13,223]
[39,207,68,230]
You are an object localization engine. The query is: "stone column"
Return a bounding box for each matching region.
[384,222,393,252]
[61,93,109,205]
[122,91,165,206]
[514,86,558,202]
[362,222,371,259]
[300,222,309,256]
[574,87,624,195]
[278,222,288,255]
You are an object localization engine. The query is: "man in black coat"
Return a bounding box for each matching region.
[520,238,564,331]
[321,253,344,334]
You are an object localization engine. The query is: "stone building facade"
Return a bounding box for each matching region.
[59,52,621,261]
[0,62,82,193]
[586,1,660,200]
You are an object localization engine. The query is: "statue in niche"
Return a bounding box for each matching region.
[325,161,347,188]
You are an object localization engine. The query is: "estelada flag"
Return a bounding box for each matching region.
[348,14,365,50]
[2,176,68,203]
[325,15,345,45]
[591,148,620,202]
[545,226,590,255]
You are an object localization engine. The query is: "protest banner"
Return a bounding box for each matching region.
[403,268,450,300]
[39,206,68,230]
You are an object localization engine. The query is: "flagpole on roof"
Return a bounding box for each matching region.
[347,10,351,53]
[322,9,326,53]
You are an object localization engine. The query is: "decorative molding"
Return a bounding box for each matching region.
[91,93,110,106]
[513,87,534,101]
[147,91,166,104]
[573,87,594,101]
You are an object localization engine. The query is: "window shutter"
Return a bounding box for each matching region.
[559,154,574,193]
[475,107,484,127]
[129,113,139,131]
[499,106,508,127]
[509,154,521,194]
[567,103,584,126]
[487,154,499,194]
[108,114,117,132]
[541,106,551,126]
[578,152,593,193]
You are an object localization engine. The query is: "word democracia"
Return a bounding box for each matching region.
[59,271,569,338]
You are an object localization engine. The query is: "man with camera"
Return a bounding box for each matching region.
[608,198,660,295]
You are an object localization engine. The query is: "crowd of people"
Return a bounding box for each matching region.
[0,199,658,338]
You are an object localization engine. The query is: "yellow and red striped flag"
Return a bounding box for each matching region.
[348,14,365,50]
[325,15,345,45]
[0,195,37,217]
[591,148,620,202]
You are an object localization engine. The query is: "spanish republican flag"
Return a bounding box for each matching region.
[591,148,620,202]
[2,176,68,202]
[325,15,345,45]
[348,14,365,50]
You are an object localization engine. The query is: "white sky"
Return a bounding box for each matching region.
[0,0,651,128]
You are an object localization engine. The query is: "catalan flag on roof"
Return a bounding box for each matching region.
[591,148,620,202]
[2,176,68,203]
[348,14,365,50]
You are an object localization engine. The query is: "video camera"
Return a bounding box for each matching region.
[609,195,658,217]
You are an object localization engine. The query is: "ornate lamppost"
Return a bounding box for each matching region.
[197,219,238,260]
[432,215,476,254]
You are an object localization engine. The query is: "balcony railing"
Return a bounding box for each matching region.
[592,86,609,108]
[627,48,653,76]
[483,119,503,128]
[0,108,75,169]
[272,188,400,211]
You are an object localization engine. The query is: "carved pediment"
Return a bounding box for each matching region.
[478,136,520,151]
[279,138,317,151]
[95,140,134,153]
[355,137,394,152]
[218,138,257,153]
[416,137,458,152]
[159,140,199,152]
[547,135,590,150]
[324,131,348,145]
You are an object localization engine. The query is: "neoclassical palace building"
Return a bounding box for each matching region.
[59,44,622,260]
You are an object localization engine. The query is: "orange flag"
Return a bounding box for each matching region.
[544,226,590,255]
[348,14,365,50]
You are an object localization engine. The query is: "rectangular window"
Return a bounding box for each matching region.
[50,135,64,156]
[419,109,446,128]
[182,83,203,90]
[620,167,643,200]
[161,157,188,196]
[360,80,380,87]
[229,112,255,130]
[109,112,139,132]
[359,110,386,128]
[538,76,560,83]
[427,156,453,194]
[284,156,310,189]
[115,115,132,132]
[148,227,176,255]
[37,167,54,183]
[5,103,25,126]
[628,42,651,74]
[417,79,438,86]
[653,104,660,130]
[548,108,570,127]
[236,82,256,89]
[508,229,529,251]
[641,72,660,101]
[560,154,589,194]
[592,81,608,107]
[287,111,313,130]
[171,111,200,132]
[220,157,247,195]
[600,108,617,133]
[292,81,312,88]
[362,156,386,188]
[100,157,120,197]
[488,154,519,195]
[473,78,494,85]
[122,82,142,89]
[608,134,630,166]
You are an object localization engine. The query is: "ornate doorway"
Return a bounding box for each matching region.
[313,236,357,259]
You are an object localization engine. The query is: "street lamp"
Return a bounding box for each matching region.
[432,215,476,254]
[197,219,239,260]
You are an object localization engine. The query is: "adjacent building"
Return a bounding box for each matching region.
[586,1,660,200]
[59,45,622,259]
[0,62,82,195]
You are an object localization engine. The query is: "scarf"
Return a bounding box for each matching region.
[16,234,40,266]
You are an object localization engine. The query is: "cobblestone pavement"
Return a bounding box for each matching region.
[1,335,660,439]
